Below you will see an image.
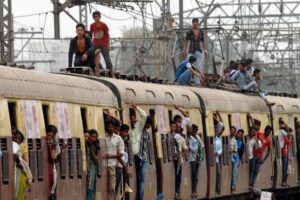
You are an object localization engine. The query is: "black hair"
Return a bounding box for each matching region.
[249,126,256,132]
[170,120,176,125]
[264,125,272,133]
[192,18,199,23]
[239,59,247,67]
[253,68,261,76]
[84,129,90,134]
[246,58,253,65]
[11,126,18,136]
[230,126,236,130]
[92,11,101,18]
[173,115,182,122]
[46,125,58,135]
[188,55,197,63]
[105,120,115,129]
[192,124,198,131]
[15,130,25,143]
[145,116,152,125]
[231,61,239,70]
[114,120,121,128]
[120,124,130,132]
[89,129,98,137]
[237,129,244,134]
[254,119,261,126]
[76,23,85,30]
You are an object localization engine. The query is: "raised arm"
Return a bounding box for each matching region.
[175,105,189,118]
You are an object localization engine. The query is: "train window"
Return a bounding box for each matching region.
[36,138,44,181]
[76,138,83,178]
[80,107,87,132]
[42,104,49,128]
[8,102,17,129]
[148,109,156,165]
[27,139,36,183]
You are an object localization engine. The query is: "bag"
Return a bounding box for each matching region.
[175,60,188,81]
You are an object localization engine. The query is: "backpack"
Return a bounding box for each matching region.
[175,60,189,81]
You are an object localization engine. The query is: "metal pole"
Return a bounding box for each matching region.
[0,0,5,62]
[179,0,183,30]
[53,0,60,39]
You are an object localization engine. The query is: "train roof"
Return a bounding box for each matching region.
[268,96,300,114]
[0,66,118,107]
[190,87,269,113]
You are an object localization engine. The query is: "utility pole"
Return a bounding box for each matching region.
[179,0,183,30]
[53,0,61,39]
[0,0,14,63]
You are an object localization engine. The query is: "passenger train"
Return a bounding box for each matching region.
[0,66,299,200]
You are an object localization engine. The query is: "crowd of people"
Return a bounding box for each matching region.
[2,105,300,200]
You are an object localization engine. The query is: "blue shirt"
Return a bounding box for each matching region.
[188,135,198,161]
[230,70,254,89]
[236,138,244,160]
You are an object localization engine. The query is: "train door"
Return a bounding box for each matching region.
[87,106,108,200]
[188,108,207,199]
[218,112,231,197]
[18,100,49,200]
[0,99,14,200]
[253,113,273,190]
[230,112,249,194]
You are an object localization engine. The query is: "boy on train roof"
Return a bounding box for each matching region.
[68,23,96,69]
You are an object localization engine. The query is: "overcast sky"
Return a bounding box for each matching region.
[12,0,168,38]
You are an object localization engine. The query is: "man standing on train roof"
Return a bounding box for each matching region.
[245,58,254,75]
[230,60,275,106]
[68,23,96,69]
[213,111,224,195]
[184,18,208,85]
[249,125,272,190]
[90,11,115,78]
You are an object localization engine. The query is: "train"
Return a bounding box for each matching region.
[0,66,300,200]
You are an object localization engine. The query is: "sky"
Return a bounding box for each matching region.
[12,0,161,38]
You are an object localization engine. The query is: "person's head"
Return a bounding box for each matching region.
[144,116,152,130]
[253,68,261,79]
[192,18,199,29]
[188,55,197,65]
[11,126,18,137]
[46,125,57,141]
[253,119,261,131]
[192,124,198,136]
[76,23,85,37]
[246,58,253,70]
[238,60,246,72]
[119,124,130,138]
[89,129,98,142]
[264,125,272,137]
[187,124,193,136]
[249,126,256,138]
[114,120,121,134]
[288,127,294,134]
[84,129,90,143]
[236,129,244,139]
[173,114,182,130]
[170,120,177,133]
[14,130,25,145]
[213,113,219,125]
[106,120,115,135]
[230,126,237,136]
[92,11,101,22]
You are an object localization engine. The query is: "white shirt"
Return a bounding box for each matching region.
[106,133,125,167]
[248,136,262,159]
[279,128,288,149]
[214,136,222,163]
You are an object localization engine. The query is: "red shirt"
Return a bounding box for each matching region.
[90,21,109,48]
[281,137,291,157]
[253,134,272,158]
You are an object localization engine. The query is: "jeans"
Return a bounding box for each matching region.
[249,156,262,186]
[95,45,113,71]
[188,51,203,85]
[177,69,193,85]
[191,161,200,193]
[122,168,130,200]
[74,53,95,68]
[282,155,288,183]
[231,160,239,187]
[135,156,148,200]
[156,193,163,200]
[216,161,221,194]
[174,160,182,195]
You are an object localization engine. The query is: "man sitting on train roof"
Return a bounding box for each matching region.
[230,60,275,106]
[175,55,205,86]
[68,23,96,70]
